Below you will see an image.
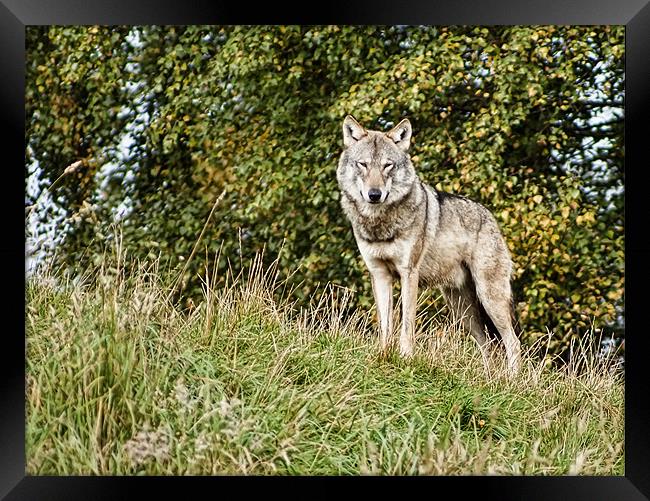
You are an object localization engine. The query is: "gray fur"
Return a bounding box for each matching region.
[337,115,522,375]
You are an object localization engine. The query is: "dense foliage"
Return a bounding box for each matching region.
[25,25,625,357]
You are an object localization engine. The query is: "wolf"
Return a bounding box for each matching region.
[336,115,522,375]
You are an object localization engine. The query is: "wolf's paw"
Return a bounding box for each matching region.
[399,344,414,358]
[506,359,521,379]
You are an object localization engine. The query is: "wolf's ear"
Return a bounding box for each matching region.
[386,119,412,151]
[343,115,367,147]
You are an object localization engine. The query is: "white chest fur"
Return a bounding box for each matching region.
[356,235,415,274]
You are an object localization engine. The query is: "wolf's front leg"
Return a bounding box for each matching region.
[399,270,419,357]
[369,265,393,353]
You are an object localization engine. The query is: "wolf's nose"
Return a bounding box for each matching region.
[368,189,382,203]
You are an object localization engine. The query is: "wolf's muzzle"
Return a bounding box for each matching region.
[368,189,383,203]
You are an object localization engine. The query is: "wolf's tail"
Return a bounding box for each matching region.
[510,297,523,339]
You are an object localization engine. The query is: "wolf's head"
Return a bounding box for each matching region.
[337,115,417,207]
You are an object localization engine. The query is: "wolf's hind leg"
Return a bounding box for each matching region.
[473,275,522,376]
[442,286,491,369]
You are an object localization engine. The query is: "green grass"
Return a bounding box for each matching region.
[26,252,624,475]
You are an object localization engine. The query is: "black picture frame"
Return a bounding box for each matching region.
[5,1,649,499]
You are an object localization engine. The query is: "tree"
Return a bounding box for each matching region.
[26,25,625,359]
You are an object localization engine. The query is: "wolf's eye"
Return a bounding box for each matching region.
[356,161,368,170]
[383,162,395,172]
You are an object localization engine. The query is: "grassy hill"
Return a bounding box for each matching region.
[25,252,624,475]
